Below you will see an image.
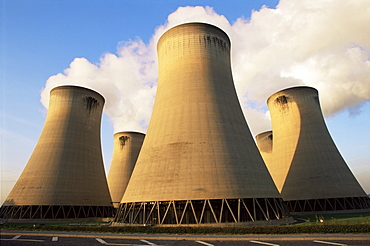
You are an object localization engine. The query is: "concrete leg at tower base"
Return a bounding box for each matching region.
[285,196,370,214]
[114,198,292,226]
[0,205,115,219]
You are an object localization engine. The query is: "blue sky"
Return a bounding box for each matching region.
[1,0,369,204]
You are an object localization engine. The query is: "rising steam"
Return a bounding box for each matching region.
[41,0,370,135]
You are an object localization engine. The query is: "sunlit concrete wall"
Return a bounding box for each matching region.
[3,86,112,207]
[255,131,273,171]
[267,86,367,201]
[121,23,282,203]
[107,131,145,208]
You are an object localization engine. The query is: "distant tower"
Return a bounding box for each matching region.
[114,23,290,226]
[107,131,145,208]
[0,86,113,219]
[266,86,370,213]
[255,131,273,167]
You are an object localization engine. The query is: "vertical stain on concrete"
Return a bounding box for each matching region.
[83,96,99,114]
[119,136,130,149]
[275,95,289,110]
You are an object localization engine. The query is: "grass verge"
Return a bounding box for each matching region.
[1,212,369,234]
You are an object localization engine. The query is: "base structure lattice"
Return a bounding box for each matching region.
[285,196,370,213]
[0,205,114,219]
[114,198,290,225]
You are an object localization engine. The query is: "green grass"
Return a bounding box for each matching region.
[1,212,370,234]
[293,212,370,225]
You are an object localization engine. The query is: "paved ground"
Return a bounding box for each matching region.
[1,230,370,246]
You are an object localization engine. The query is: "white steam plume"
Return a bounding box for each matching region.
[41,39,157,133]
[41,0,370,135]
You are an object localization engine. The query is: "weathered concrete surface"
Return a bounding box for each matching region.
[3,86,112,207]
[107,131,145,207]
[121,23,282,203]
[266,86,368,201]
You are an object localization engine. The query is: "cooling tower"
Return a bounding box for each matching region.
[255,131,273,167]
[107,131,145,208]
[114,23,290,226]
[0,86,113,219]
[266,86,370,213]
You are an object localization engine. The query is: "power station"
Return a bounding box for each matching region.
[258,86,370,213]
[107,131,145,208]
[2,22,368,224]
[114,23,290,225]
[0,86,113,219]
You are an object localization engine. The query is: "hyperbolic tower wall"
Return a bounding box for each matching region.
[114,23,290,225]
[0,86,113,219]
[107,131,145,208]
[255,131,273,168]
[264,86,370,213]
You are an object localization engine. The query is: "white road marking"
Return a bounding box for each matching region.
[52,236,58,241]
[140,239,157,245]
[96,238,108,244]
[12,235,21,239]
[250,240,280,246]
[196,240,215,246]
[96,237,150,245]
[313,240,347,246]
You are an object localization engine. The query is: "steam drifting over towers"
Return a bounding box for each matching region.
[0,86,113,219]
[107,131,145,208]
[264,86,370,213]
[114,23,290,225]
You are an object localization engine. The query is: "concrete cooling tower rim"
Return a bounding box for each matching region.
[114,22,291,226]
[265,85,370,214]
[113,131,146,136]
[0,85,114,219]
[108,131,145,208]
[267,86,318,104]
[255,131,273,140]
[50,85,105,102]
[157,22,231,49]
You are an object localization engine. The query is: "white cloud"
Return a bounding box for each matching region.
[41,39,157,133]
[230,0,370,121]
[40,0,370,136]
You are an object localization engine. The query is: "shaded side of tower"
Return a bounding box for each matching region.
[113,23,291,226]
[258,86,370,214]
[0,86,114,219]
[107,131,145,208]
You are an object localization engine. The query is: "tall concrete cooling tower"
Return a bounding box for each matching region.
[0,86,113,219]
[107,131,145,208]
[255,131,273,167]
[265,86,370,213]
[114,23,291,226]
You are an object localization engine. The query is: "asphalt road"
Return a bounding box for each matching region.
[1,230,369,246]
